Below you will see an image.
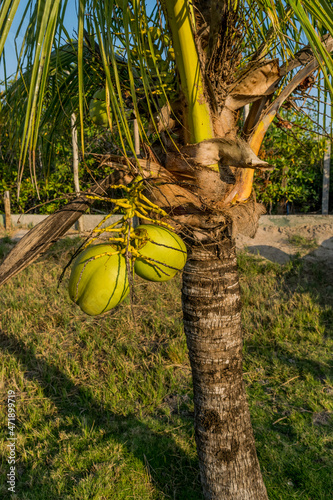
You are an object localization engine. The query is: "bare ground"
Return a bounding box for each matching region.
[236,216,333,269]
[1,215,333,269]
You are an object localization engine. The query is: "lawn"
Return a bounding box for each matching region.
[0,236,332,499]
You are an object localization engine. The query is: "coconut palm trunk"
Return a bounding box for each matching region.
[165,2,269,492]
[182,232,268,499]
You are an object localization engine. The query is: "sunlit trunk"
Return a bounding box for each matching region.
[182,232,268,499]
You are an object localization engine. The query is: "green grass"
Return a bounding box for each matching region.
[287,234,318,250]
[0,237,332,499]
[0,235,14,258]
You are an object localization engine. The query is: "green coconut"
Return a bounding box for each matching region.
[134,224,187,282]
[89,89,110,127]
[68,244,129,316]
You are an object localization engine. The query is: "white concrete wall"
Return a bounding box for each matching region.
[0,214,124,231]
[1,213,333,232]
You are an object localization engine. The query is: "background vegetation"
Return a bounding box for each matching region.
[0,112,118,214]
[254,110,331,214]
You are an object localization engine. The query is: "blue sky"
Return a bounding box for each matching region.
[0,1,79,82]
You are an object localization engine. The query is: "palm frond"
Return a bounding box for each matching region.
[1,0,178,191]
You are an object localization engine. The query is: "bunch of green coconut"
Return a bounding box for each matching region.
[68,225,187,316]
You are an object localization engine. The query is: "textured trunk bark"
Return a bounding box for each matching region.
[182,231,268,499]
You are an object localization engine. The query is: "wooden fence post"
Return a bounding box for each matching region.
[71,113,84,232]
[244,104,250,122]
[322,140,331,215]
[4,191,11,231]
[134,115,140,156]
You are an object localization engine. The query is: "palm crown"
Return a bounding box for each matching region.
[1,1,332,180]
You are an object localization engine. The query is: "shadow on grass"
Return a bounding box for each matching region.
[0,329,202,500]
[246,236,333,271]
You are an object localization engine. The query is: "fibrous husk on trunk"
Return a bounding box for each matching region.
[181,137,271,169]
[223,198,266,238]
[215,60,280,137]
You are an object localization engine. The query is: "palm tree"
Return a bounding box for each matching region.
[0,0,332,497]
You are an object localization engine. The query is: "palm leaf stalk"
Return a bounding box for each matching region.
[0,0,333,498]
[164,0,215,146]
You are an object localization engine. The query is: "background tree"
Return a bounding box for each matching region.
[255,110,328,214]
[0,0,333,498]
